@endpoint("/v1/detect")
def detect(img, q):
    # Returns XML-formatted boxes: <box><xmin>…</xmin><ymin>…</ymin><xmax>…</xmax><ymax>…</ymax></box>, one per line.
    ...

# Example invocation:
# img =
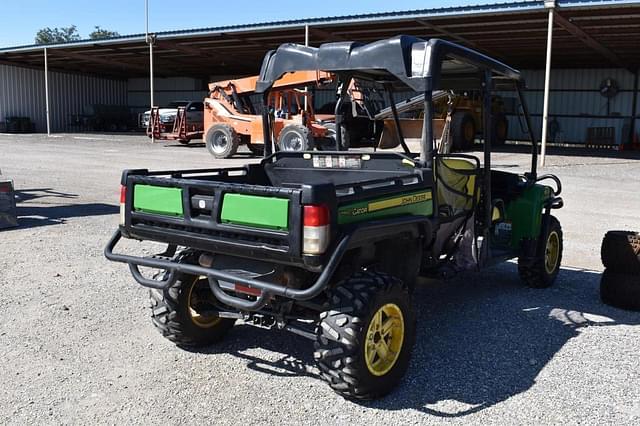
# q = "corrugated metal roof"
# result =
<box><xmin>0</xmin><ymin>0</ymin><xmax>638</xmax><ymax>78</ymax></box>
<box><xmin>1</xmin><ymin>0</ymin><xmax>636</xmax><ymax>52</ymax></box>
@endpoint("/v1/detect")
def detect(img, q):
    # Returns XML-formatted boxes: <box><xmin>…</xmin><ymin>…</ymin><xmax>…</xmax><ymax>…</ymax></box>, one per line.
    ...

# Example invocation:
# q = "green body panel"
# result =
<box><xmin>505</xmin><ymin>184</ymin><xmax>551</xmax><ymax>248</ymax></box>
<box><xmin>221</xmin><ymin>193</ymin><xmax>289</xmax><ymax>230</ymax></box>
<box><xmin>133</xmin><ymin>185</ymin><xmax>184</xmax><ymax>216</ymax></box>
<box><xmin>338</xmin><ymin>190</ymin><xmax>433</xmax><ymax>225</ymax></box>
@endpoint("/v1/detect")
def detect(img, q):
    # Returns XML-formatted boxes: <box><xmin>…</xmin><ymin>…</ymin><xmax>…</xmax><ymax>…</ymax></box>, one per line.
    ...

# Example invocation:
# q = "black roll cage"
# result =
<box><xmin>256</xmin><ymin>35</ymin><xmax>538</xmax><ymax>176</ymax></box>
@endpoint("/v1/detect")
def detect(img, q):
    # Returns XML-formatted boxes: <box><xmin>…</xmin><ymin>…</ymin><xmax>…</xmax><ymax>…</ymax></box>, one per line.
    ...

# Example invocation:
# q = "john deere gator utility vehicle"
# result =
<box><xmin>105</xmin><ymin>35</ymin><xmax>564</xmax><ymax>400</ymax></box>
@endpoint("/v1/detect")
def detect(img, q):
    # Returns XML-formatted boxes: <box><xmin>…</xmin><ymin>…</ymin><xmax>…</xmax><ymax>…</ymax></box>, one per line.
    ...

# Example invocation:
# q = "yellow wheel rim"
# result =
<box><xmin>188</xmin><ymin>279</ymin><xmax>221</xmax><ymax>328</ymax></box>
<box><xmin>364</xmin><ymin>303</ymin><xmax>405</xmax><ymax>377</ymax></box>
<box><xmin>545</xmin><ymin>231</ymin><xmax>560</xmax><ymax>274</ymax></box>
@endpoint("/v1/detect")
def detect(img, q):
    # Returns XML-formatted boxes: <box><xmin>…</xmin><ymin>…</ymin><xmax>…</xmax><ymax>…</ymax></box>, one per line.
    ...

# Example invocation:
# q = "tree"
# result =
<box><xmin>89</xmin><ymin>26</ymin><xmax>120</xmax><ymax>40</ymax></box>
<box><xmin>35</xmin><ymin>25</ymin><xmax>81</xmax><ymax>44</ymax></box>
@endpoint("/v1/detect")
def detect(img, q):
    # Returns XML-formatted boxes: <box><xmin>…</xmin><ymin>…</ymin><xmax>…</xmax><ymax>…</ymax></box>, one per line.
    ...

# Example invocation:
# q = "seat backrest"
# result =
<box><xmin>435</xmin><ymin>156</ymin><xmax>479</xmax><ymax>217</ymax></box>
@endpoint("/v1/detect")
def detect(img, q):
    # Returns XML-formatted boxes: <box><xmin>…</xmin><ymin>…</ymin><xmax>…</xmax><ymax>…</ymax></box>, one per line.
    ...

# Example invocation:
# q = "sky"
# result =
<box><xmin>0</xmin><ymin>0</ymin><xmax>516</xmax><ymax>48</ymax></box>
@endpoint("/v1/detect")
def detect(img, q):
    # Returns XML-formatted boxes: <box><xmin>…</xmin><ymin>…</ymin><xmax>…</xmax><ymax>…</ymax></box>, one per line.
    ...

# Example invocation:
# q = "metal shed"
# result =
<box><xmin>0</xmin><ymin>0</ymin><xmax>638</xmax><ymax>152</ymax></box>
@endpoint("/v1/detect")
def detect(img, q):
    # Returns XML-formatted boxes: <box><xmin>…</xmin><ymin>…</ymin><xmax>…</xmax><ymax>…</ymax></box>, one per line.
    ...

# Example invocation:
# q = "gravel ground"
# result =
<box><xmin>1</xmin><ymin>133</ymin><xmax>639</xmax><ymax>425</ymax></box>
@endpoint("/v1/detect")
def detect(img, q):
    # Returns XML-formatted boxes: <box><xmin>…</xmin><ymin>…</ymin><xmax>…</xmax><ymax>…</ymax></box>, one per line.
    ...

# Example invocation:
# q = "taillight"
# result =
<box><xmin>303</xmin><ymin>204</ymin><xmax>330</xmax><ymax>255</ymax></box>
<box><xmin>119</xmin><ymin>185</ymin><xmax>126</xmax><ymax>225</ymax></box>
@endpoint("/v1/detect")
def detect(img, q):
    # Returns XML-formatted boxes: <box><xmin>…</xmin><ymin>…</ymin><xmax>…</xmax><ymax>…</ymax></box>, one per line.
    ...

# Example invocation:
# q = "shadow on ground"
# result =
<box><xmin>13</xmin><ymin>188</ymin><xmax>117</xmax><ymax>229</ymax></box>
<box><xmin>15</xmin><ymin>188</ymin><xmax>78</xmax><ymax>203</ymax></box>
<box><xmin>165</xmin><ymin>142</ymin><xmax>205</xmax><ymax>148</ymax></box>
<box><xmin>163</xmin><ymin>141</ymin><xmax>260</xmax><ymax>158</ymax></box>
<box><xmin>188</xmin><ymin>263</ymin><xmax>640</xmax><ymax>415</ymax></box>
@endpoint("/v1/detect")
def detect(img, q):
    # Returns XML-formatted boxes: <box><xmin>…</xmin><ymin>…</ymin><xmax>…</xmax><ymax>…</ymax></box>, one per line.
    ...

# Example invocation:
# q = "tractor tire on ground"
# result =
<box><xmin>277</xmin><ymin>124</ymin><xmax>312</xmax><ymax>152</ymax></box>
<box><xmin>149</xmin><ymin>256</ymin><xmax>235</xmax><ymax>347</ymax></box>
<box><xmin>601</xmin><ymin>230</ymin><xmax>640</xmax><ymax>274</ymax></box>
<box><xmin>492</xmin><ymin>112</ymin><xmax>509</xmax><ymax>146</ymax></box>
<box><xmin>314</xmin><ymin>271</ymin><xmax>416</xmax><ymax>400</ymax></box>
<box><xmin>518</xmin><ymin>215</ymin><xmax>563</xmax><ymax>288</ymax></box>
<box><xmin>205</xmin><ymin>124</ymin><xmax>239</xmax><ymax>159</ymax></box>
<box><xmin>600</xmin><ymin>269</ymin><xmax>640</xmax><ymax>311</ymax></box>
<box><xmin>451</xmin><ymin>112</ymin><xmax>476</xmax><ymax>151</ymax></box>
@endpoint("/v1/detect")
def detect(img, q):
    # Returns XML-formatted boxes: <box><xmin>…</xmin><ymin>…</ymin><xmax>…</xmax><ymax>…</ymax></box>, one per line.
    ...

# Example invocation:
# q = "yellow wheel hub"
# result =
<box><xmin>545</xmin><ymin>231</ymin><xmax>560</xmax><ymax>274</ymax></box>
<box><xmin>364</xmin><ymin>303</ymin><xmax>405</xmax><ymax>377</ymax></box>
<box><xmin>188</xmin><ymin>279</ymin><xmax>221</xmax><ymax>328</ymax></box>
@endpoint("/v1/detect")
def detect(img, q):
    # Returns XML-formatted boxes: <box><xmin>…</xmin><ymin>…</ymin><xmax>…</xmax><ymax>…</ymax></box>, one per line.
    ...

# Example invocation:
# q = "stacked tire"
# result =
<box><xmin>600</xmin><ymin>230</ymin><xmax>640</xmax><ymax>311</ymax></box>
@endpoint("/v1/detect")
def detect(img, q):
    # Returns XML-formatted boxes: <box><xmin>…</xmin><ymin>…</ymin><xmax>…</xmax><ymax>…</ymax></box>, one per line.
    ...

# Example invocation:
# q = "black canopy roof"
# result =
<box><xmin>256</xmin><ymin>35</ymin><xmax>523</xmax><ymax>93</ymax></box>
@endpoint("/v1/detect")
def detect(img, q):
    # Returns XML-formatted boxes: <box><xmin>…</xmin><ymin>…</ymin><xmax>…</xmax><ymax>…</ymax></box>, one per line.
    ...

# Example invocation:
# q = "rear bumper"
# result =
<box><xmin>104</xmin><ymin>229</ymin><xmax>350</xmax><ymax>311</ymax></box>
<box><xmin>105</xmin><ymin>215</ymin><xmax>431</xmax><ymax>311</ymax></box>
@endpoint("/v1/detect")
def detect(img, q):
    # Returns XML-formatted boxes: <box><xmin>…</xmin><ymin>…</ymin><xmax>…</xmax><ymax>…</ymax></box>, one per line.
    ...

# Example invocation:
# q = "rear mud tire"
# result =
<box><xmin>149</xmin><ymin>259</ymin><xmax>235</xmax><ymax>347</ymax></box>
<box><xmin>314</xmin><ymin>271</ymin><xmax>416</xmax><ymax>400</ymax></box>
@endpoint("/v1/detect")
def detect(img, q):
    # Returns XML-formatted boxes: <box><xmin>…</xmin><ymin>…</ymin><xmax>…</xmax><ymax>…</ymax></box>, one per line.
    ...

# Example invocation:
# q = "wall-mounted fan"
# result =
<box><xmin>599</xmin><ymin>78</ymin><xmax>619</xmax><ymax>99</ymax></box>
<box><xmin>599</xmin><ymin>78</ymin><xmax>619</xmax><ymax>115</ymax></box>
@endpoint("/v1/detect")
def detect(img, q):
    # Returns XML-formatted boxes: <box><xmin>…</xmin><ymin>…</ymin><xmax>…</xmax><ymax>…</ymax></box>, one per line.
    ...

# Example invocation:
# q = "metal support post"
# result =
<box><xmin>44</xmin><ymin>47</ymin><xmax>51</xmax><ymax>136</ymax></box>
<box><xmin>146</xmin><ymin>0</ymin><xmax>155</xmax><ymax>143</ymax></box>
<box><xmin>541</xmin><ymin>1</ymin><xmax>556</xmax><ymax>166</ymax></box>
<box><xmin>304</xmin><ymin>24</ymin><xmax>309</xmax><ymax>111</ymax></box>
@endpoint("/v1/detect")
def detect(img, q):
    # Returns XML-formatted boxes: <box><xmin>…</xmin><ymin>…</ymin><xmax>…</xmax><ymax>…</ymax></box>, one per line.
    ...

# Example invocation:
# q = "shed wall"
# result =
<box><xmin>507</xmin><ymin>68</ymin><xmax>637</xmax><ymax>145</ymax></box>
<box><xmin>0</xmin><ymin>63</ymin><xmax>127</xmax><ymax>132</ymax></box>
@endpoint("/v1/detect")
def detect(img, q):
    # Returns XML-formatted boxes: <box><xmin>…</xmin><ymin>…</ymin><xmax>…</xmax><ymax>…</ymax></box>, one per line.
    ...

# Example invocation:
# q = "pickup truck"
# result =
<box><xmin>141</xmin><ymin>100</ymin><xmax>204</xmax><ymax>131</ymax></box>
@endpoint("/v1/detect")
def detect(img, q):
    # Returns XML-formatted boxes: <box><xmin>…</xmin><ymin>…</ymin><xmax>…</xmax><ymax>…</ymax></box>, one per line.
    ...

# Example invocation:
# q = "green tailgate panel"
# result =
<box><xmin>338</xmin><ymin>190</ymin><xmax>433</xmax><ymax>225</ymax></box>
<box><xmin>505</xmin><ymin>184</ymin><xmax>551</xmax><ymax>248</ymax></box>
<box><xmin>221</xmin><ymin>193</ymin><xmax>289</xmax><ymax>230</ymax></box>
<box><xmin>133</xmin><ymin>185</ymin><xmax>184</xmax><ymax>216</ymax></box>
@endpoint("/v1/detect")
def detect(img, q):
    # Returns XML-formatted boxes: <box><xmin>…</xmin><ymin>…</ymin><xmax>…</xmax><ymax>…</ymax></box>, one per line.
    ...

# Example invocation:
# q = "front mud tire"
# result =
<box><xmin>518</xmin><ymin>215</ymin><xmax>563</xmax><ymax>288</ymax></box>
<box><xmin>314</xmin><ymin>271</ymin><xmax>416</xmax><ymax>400</ymax></box>
<box><xmin>149</xmin><ymin>270</ymin><xmax>235</xmax><ymax>347</ymax></box>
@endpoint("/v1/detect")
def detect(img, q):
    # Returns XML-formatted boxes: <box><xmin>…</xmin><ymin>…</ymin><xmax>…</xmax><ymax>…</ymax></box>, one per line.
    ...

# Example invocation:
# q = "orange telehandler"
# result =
<box><xmin>203</xmin><ymin>71</ymin><xmax>334</xmax><ymax>158</ymax></box>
